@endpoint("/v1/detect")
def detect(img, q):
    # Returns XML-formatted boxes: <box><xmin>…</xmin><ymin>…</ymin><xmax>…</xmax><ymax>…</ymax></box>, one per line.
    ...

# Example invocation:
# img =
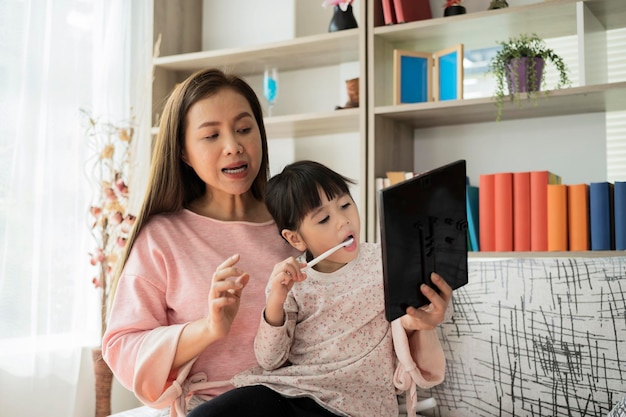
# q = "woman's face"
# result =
<box><xmin>182</xmin><ymin>88</ymin><xmax>263</xmax><ymax>199</ymax></box>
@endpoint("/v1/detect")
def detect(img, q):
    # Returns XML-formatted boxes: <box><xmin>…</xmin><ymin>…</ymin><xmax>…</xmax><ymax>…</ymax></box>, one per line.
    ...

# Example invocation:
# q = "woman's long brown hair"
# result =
<box><xmin>108</xmin><ymin>68</ymin><xmax>269</xmax><ymax>303</ymax></box>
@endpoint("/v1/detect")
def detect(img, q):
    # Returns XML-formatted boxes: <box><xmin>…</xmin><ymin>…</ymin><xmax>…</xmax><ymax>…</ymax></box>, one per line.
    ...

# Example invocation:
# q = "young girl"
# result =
<box><xmin>188</xmin><ymin>160</ymin><xmax>451</xmax><ymax>417</ymax></box>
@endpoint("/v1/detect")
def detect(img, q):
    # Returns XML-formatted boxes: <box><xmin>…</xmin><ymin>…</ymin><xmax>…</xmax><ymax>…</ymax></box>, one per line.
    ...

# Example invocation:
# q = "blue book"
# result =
<box><xmin>589</xmin><ymin>182</ymin><xmax>614</xmax><ymax>250</ymax></box>
<box><xmin>614</xmin><ymin>181</ymin><xmax>626</xmax><ymax>250</ymax></box>
<box><xmin>466</xmin><ymin>177</ymin><xmax>480</xmax><ymax>252</ymax></box>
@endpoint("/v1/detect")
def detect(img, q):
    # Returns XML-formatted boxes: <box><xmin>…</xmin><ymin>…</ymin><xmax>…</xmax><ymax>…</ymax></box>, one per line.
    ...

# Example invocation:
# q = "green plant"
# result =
<box><xmin>488</xmin><ymin>33</ymin><xmax>571</xmax><ymax>121</ymax></box>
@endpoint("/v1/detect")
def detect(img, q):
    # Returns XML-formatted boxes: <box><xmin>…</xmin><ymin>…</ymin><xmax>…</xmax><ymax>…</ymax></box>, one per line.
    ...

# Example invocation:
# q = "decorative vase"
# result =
<box><xmin>328</xmin><ymin>4</ymin><xmax>358</xmax><ymax>32</ymax></box>
<box><xmin>505</xmin><ymin>57</ymin><xmax>545</xmax><ymax>94</ymax></box>
<box><xmin>443</xmin><ymin>5</ymin><xmax>466</xmax><ymax>16</ymax></box>
<box><xmin>336</xmin><ymin>77</ymin><xmax>360</xmax><ymax>110</ymax></box>
<box><xmin>488</xmin><ymin>0</ymin><xmax>509</xmax><ymax>9</ymax></box>
<box><xmin>92</xmin><ymin>347</ymin><xmax>113</xmax><ymax>417</ymax></box>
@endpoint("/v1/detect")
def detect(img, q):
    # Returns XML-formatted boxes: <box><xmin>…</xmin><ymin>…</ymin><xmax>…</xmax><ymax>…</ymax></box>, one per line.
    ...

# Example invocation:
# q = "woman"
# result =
<box><xmin>102</xmin><ymin>68</ymin><xmax>299</xmax><ymax>416</ymax></box>
<box><xmin>103</xmin><ymin>68</ymin><xmax>451</xmax><ymax>417</ymax></box>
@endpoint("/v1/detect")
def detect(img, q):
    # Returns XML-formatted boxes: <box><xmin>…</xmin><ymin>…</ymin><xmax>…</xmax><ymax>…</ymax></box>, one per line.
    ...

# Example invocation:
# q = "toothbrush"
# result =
<box><xmin>305</xmin><ymin>237</ymin><xmax>354</xmax><ymax>269</ymax></box>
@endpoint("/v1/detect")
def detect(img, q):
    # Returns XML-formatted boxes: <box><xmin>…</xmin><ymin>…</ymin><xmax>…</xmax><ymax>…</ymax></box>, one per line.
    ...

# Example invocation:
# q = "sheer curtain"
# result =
<box><xmin>0</xmin><ymin>1</ymin><xmax>151</xmax><ymax>415</ymax></box>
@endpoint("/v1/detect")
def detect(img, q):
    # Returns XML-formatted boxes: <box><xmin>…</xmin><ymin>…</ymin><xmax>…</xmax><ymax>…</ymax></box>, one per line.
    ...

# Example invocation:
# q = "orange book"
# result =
<box><xmin>568</xmin><ymin>183</ymin><xmax>590</xmax><ymax>251</ymax></box>
<box><xmin>530</xmin><ymin>170</ymin><xmax>562</xmax><ymax>251</ymax></box>
<box><xmin>513</xmin><ymin>172</ymin><xmax>531</xmax><ymax>251</ymax></box>
<box><xmin>494</xmin><ymin>172</ymin><xmax>513</xmax><ymax>251</ymax></box>
<box><xmin>547</xmin><ymin>184</ymin><xmax>568</xmax><ymax>251</ymax></box>
<box><xmin>386</xmin><ymin>171</ymin><xmax>408</xmax><ymax>186</ymax></box>
<box><xmin>479</xmin><ymin>173</ymin><xmax>496</xmax><ymax>252</ymax></box>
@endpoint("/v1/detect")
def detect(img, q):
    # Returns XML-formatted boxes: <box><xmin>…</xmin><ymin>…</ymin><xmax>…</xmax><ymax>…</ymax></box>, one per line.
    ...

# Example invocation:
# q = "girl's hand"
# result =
<box><xmin>400</xmin><ymin>272</ymin><xmax>452</xmax><ymax>332</ymax></box>
<box><xmin>264</xmin><ymin>256</ymin><xmax>307</xmax><ymax>326</ymax></box>
<box><xmin>205</xmin><ymin>254</ymin><xmax>250</xmax><ymax>340</ymax></box>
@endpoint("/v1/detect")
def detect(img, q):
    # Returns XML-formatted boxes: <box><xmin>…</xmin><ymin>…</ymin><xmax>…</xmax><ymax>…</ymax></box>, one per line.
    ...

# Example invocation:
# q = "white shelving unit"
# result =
<box><xmin>147</xmin><ymin>0</ymin><xmax>626</xmax><ymax>242</ymax></box>
<box><xmin>366</xmin><ymin>0</ymin><xmax>626</xmax><ymax>241</ymax></box>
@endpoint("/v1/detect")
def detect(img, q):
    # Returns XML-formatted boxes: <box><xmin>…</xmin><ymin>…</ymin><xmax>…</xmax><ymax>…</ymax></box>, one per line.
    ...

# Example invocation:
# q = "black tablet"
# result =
<box><xmin>379</xmin><ymin>159</ymin><xmax>468</xmax><ymax>322</ymax></box>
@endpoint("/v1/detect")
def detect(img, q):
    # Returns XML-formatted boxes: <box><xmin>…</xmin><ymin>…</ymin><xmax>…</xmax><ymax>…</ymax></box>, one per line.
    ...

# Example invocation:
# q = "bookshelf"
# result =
<box><xmin>366</xmin><ymin>0</ymin><xmax>626</xmax><ymax>241</ymax></box>
<box><xmin>147</xmin><ymin>0</ymin><xmax>626</xmax><ymax>242</ymax></box>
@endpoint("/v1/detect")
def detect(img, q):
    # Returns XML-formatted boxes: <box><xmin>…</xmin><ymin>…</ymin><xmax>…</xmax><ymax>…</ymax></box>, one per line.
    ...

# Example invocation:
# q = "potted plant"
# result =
<box><xmin>323</xmin><ymin>0</ymin><xmax>358</xmax><ymax>32</ymax></box>
<box><xmin>443</xmin><ymin>0</ymin><xmax>466</xmax><ymax>16</ymax></box>
<box><xmin>488</xmin><ymin>33</ymin><xmax>571</xmax><ymax>121</ymax></box>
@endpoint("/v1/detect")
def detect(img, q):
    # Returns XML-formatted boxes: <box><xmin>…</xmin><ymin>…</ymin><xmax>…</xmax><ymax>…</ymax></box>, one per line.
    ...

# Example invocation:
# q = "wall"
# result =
<box><xmin>412</xmin><ymin>112</ymin><xmax>607</xmax><ymax>186</ymax></box>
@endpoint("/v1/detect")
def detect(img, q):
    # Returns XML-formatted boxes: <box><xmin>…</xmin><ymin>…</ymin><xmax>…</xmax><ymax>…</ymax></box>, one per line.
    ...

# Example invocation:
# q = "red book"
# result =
<box><xmin>513</xmin><ymin>172</ymin><xmax>531</xmax><ymax>251</ymax></box>
<box><xmin>392</xmin><ymin>0</ymin><xmax>432</xmax><ymax>24</ymax></box>
<box><xmin>382</xmin><ymin>0</ymin><xmax>396</xmax><ymax>24</ymax></box>
<box><xmin>530</xmin><ymin>171</ymin><xmax>561</xmax><ymax>251</ymax></box>
<box><xmin>547</xmin><ymin>184</ymin><xmax>568</xmax><ymax>251</ymax></box>
<box><xmin>479</xmin><ymin>173</ymin><xmax>496</xmax><ymax>252</ymax></box>
<box><xmin>494</xmin><ymin>172</ymin><xmax>513</xmax><ymax>251</ymax></box>
<box><xmin>568</xmin><ymin>183</ymin><xmax>589</xmax><ymax>251</ymax></box>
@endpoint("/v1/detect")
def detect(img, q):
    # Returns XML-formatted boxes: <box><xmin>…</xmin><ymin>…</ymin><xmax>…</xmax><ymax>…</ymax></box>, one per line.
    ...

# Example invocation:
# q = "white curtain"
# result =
<box><xmin>0</xmin><ymin>0</ymin><xmax>151</xmax><ymax>415</ymax></box>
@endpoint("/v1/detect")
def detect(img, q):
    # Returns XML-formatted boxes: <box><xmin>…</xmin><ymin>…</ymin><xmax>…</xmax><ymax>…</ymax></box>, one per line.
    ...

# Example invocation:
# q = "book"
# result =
<box><xmin>589</xmin><ymin>181</ymin><xmax>614</xmax><ymax>250</ymax></box>
<box><xmin>479</xmin><ymin>173</ymin><xmax>496</xmax><ymax>252</ymax></box>
<box><xmin>386</xmin><ymin>171</ymin><xmax>414</xmax><ymax>185</ymax></box>
<box><xmin>466</xmin><ymin>177</ymin><xmax>480</xmax><ymax>252</ymax></box>
<box><xmin>547</xmin><ymin>184</ymin><xmax>568</xmax><ymax>251</ymax></box>
<box><xmin>613</xmin><ymin>181</ymin><xmax>626</xmax><ymax>250</ymax></box>
<box><xmin>513</xmin><ymin>172</ymin><xmax>531</xmax><ymax>251</ymax></box>
<box><xmin>392</xmin><ymin>0</ymin><xmax>432</xmax><ymax>23</ymax></box>
<box><xmin>530</xmin><ymin>171</ymin><xmax>562</xmax><ymax>251</ymax></box>
<box><xmin>382</xmin><ymin>0</ymin><xmax>396</xmax><ymax>25</ymax></box>
<box><xmin>567</xmin><ymin>184</ymin><xmax>590</xmax><ymax>251</ymax></box>
<box><xmin>494</xmin><ymin>172</ymin><xmax>513</xmax><ymax>251</ymax></box>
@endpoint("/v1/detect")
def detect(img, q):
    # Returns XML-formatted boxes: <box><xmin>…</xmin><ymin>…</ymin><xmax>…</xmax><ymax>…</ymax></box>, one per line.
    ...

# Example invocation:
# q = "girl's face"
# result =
<box><xmin>286</xmin><ymin>189</ymin><xmax>360</xmax><ymax>273</ymax></box>
<box><xmin>182</xmin><ymin>88</ymin><xmax>263</xmax><ymax>199</ymax></box>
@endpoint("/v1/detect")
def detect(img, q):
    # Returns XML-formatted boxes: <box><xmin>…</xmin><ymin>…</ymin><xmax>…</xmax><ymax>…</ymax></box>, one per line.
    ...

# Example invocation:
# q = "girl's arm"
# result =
<box><xmin>254</xmin><ymin>257</ymin><xmax>306</xmax><ymax>369</ymax></box>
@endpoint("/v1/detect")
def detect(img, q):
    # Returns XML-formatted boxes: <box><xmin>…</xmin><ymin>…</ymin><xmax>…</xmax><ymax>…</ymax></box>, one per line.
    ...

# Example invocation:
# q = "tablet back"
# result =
<box><xmin>379</xmin><ymin>160</ymin><xmax>468</xmax><ymax>322</ymax></box>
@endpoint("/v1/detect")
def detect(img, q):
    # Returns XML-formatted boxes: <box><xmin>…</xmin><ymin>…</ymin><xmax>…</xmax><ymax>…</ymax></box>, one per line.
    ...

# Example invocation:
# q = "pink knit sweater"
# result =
<box><xmin>102</xmin><ymin>209</ymin><xmax>298</xmax><ymax>415</ymax></box>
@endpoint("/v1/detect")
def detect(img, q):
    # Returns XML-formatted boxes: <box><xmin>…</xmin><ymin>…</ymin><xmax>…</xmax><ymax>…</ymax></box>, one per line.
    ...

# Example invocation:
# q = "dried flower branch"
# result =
<box><xmin>82</xmin><ymin>109</ymin><xmax>136</xmax><ymax>338</ymax></box>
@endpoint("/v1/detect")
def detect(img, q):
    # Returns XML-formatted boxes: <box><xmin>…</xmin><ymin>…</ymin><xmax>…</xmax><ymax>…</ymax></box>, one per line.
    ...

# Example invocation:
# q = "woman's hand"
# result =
<box><xmin>264</xmin><ymin>257</ymin><xmax>307</xmax><ymax>326</ymax></box>
<box><xmin>400</xmin><ymin>272</ymin><xmax>452</xmax><ymax>333</ymax></box>
<box><xmin>205</xmin><ymin>254</ymin><xmax>250</xmax><ymax>340</ymax></box>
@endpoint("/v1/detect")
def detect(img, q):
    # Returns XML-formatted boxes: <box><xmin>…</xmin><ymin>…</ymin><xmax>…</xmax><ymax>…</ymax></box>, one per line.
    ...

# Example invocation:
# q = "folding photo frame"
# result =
<box><xmin>433</xmin><ymin>44</ymin><xmax>464</xmax><ymax>101</ymax></box>
<box><xmin>393</xmin><ymin>50</ymin><xmax>433</xmax><ymax>105</ymax></box>
<box><xmin>393</xmin><ymin>44</ymin><xmax>464</xmax><ymax>105</ymax></box>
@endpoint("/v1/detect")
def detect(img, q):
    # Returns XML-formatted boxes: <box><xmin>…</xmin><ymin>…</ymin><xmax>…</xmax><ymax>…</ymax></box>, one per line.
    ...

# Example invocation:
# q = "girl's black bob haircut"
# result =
<box><xmin>265</xmin><ymin>160</ymin><xmax>356</xmax><ymax>236</ymax></box>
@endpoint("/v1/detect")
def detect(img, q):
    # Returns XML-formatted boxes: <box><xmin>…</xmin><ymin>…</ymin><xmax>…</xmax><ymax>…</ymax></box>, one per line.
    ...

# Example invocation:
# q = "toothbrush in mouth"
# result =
<box><xmin>305</xmin><ymin>237</ymin><xmax>354</xmax><ymax>269</ymax></box>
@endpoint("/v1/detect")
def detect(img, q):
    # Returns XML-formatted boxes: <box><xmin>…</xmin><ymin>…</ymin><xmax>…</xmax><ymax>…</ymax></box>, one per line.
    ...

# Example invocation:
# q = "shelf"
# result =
<box><xmin>265</xmin><ymin>108</ymin><xmax>360</xmax><ymax>139</ymax></box>
<box><xmin>375</xmin><ymin>81</ymin><xmax>626</xmax><ymax>128</ymax></box>
<box><xmin>153</xmin><ymin>29</ymin><xmax>360</xmax><ymax>76</ymax></box>
<box><xmin>150</xmin><ymin>108</ymin><xmax>360</xmax><ymax>139</ymax></box>
<box><xmin>469</xmin><ymin>250</ymin><xmax>625</xmax><ymax>259</ymax></box>
<box><xmin>374</xmin><ymin>0</ymin><xmax>626</xmax><ymax>50</ymax></box>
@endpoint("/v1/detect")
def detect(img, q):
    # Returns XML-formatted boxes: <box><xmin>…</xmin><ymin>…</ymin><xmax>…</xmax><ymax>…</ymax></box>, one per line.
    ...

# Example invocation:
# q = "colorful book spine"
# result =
<box><xmin>567</xmin><ymin>183</ymin><xmax>590</xmax><ymax>251</ymax></box>
<box><xmin>547</xmin><ymin>184</ymin><xmax>568</xmax><ymax>251</ymax></box>
<box><xmin>513</xmin><ymin>172</ymin><xmax>531</xmax><ymax>251</ymax></box>
<box><xmin>466</xmin><ymin>177</ymin><xmax>480</xmax><ymax>252</ymax></box>
<box><xmin>479</xmin><ymin>173</ymin><xmax>495</xmax><ymax>252</ymax></box>
<box><xmin>392</xmin><ymin>0</ymin><xmax>432</xmax><ymax>23</ymax></box>
<box><xmin>589</xmin><ymin>181</ymin><xmax>614</xmax><ymax>250</ymax></box>
<box><xmin>530</xmin><ymin>171</ymin><xmax>561</xmax><ymax>251</ymax></box>
<box><xmin>382</xmin><ymin>0</ymin><xmax>396</xmax><ymax>25</ymax></box>
<box><xmin>494</xmin><ymin>172</ymin><xmax>513</xmax><ymax>251</ymax></box>
<box><xmin>614</xmin><ymin>181</ymin><xmax>626</xmax><ymax>250</ymax></box>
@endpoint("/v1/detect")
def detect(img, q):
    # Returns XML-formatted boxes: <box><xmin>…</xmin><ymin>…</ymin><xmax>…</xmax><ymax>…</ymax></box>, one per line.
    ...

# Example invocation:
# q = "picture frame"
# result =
<box><xmin>433</xmin><ymin>44</ymin><xmax>464</xmax><ymax>101</ymax></box>
<box><xmin>393</xmin><ymin>49</ymin><xmax>433</xmax><ymax>105</ymax></box>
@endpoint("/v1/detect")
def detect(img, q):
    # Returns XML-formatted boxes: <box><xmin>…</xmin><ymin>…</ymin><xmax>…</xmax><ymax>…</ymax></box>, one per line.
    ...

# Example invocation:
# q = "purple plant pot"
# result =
<box><xmin>505</xmin><ymin>57</ymin><xmax>545</xmax><ymax>94</ymax></box>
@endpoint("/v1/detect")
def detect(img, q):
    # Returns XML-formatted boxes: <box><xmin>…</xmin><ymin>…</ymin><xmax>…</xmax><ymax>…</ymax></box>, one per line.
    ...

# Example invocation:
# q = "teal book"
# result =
<box><xmin>466</xmin><ymin>176</ymin><xmax>480</xmax><ymax>252</ymax></box>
